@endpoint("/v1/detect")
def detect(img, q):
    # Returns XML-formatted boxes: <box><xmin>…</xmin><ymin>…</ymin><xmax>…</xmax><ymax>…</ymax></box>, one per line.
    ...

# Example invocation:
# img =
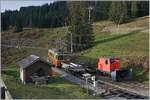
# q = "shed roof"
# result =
<box><xmin>17</xmin><ymin>55</ymin><xmax>50</xmax><ymax>69</ymax></box>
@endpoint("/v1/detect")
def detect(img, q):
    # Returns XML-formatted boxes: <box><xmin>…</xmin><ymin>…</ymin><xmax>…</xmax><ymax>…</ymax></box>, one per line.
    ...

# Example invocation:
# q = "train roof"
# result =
<box><xmin>99</xmin><ymin>57</ymin><xmax>120</xmax><ymax>59</ymax></box>
<box><xmin>48</xmin><ymin>48</ymin><xmax>70</xmax><ymax>55</ymax></box>
<box><xmin>48</xmin><ymin>48</ymin><xmax>60</xmax><ymax>54</ymax></box>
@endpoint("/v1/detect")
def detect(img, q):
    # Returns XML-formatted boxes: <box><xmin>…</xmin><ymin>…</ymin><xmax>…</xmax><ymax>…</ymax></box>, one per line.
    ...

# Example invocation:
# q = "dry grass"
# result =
<box><xmin>93</xmin><ymin>16</ymin><xmax>149</xmax><ymax>35</ymax></box>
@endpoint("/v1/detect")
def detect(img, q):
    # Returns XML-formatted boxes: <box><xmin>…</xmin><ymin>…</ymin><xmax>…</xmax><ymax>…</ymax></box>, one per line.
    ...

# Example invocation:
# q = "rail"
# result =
<box><xmin>52</xmin><ymin>67</ymin><xmax>149</xmax><ymax>99</ymax></box>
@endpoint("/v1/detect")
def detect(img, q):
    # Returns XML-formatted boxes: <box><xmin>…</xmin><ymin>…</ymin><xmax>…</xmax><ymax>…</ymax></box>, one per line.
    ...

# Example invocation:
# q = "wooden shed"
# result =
<box><xmin>17</xmin><ymin>55</ymin><xmax>52</xmax><ymax>84</ymax></box>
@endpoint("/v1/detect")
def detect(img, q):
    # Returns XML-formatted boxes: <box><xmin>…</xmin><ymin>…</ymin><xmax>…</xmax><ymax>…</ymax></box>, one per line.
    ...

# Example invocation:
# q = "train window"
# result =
<box><xmin>49</xmin><ymin>52</ymin><xmax>54</xmax><ymax>58</ymax></box>
<box><xmin>105</xmin><ymin>60</ymin><xmax>108</xmax><ymax>64</ymax></box>
<box><xmin>110</xmin><ymin>59</ymin><xmax>116</xmax><ymax>64</ymax></box>
<box><xmin>58</xmin><ymin>55</ymin><xmax>63</xmax><ymax>60</ymax></box>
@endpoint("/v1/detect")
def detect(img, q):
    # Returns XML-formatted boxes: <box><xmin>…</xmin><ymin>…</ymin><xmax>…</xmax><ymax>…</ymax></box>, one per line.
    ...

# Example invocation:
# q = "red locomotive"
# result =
<box><xmin>97</xmin><ymin>57</ymin><xmax>132</xmax><ymax>81</ymax></box>
<box><xmin>98</xmin><ymin>57</ymin><xmax>120</xmax><ymax>72</ymax></box>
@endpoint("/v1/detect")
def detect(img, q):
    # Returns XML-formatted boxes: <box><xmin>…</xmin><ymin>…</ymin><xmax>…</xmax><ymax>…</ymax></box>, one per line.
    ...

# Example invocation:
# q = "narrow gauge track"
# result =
<box><xmin>98</xmin><ymin>76</ymin><xmax>149</xmax><ymax>89</ymax></box>
<box><xmin>97</xmin><ymin>76</ymin><xmax>149</xmax><ymax>97</ymax></box>
<box><xmin>53</xmin><ymin>66</ymin><xmax>148</xmax><ymax>99</ymax></box>
<box><xmin>97</xmin><ymin>80</ymin><xmax>148</xmax><ymax>99</ymax></box>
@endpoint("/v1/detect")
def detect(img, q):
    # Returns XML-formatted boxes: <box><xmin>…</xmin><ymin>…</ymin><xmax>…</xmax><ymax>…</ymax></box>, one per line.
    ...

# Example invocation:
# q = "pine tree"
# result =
<box><xmin>81</xmin><ymin>2</ymin><xmax>94</xmax><ymax>49</ymax></box>
<box><xmin>131</xmin><ymin>1</ymin><xmax>138</xmax><ymax>18</ymax></box>
<box><xmin>14</xmin><ymin>14</ymin><xmax>23</xmax><ymax>32</ymax></box>
<box><xmin>67</xmin><ymin>1</ymin><xmax>94</xmax><ymax>52</ymax></box>
<box><xmin>1</xmin><ymin>14</ymin><xmax>9</xmax><ymax>31</ymax></box>
<box><xmin>93</xmin><ymin>1</ymin><xmax>111</xmax><ymax>21</ymax></box>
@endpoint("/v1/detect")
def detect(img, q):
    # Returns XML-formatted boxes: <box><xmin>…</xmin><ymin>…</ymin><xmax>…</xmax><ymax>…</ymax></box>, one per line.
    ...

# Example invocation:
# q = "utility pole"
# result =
<box><xmin>88</xmin><ymin>6</ymin><xmax>93</xmax><ymax>23</ymax></box>
<box><xmin>56</xmin><ymin>31</ymin><xmax>58</xmax><ymax>49</ymax></box>
<box><xmin>70</xmin><ymin>32</ymin><xmax>73</xmax><ymax>54</ymax></box>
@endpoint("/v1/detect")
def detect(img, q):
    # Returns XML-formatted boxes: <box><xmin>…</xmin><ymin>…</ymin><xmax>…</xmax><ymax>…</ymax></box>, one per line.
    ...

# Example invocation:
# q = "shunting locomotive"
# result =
<box><xmin>96</xmin><ymin>57</ymin><xmax>132</xmax><ymax>81</ymax></box>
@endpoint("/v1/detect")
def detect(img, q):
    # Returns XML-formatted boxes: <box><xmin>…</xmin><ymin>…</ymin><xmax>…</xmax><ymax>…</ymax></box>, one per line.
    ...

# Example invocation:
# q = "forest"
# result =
<box><xmin>1</xmin><ymin>1</ymin><xmax>149</xmax><ymax>31</ymax></box>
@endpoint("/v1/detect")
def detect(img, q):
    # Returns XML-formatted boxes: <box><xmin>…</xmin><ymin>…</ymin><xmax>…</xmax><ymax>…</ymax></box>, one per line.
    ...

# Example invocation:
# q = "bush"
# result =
<box><xmin>125</xmin><ymin>56</ymin><xmax>149</xmax><ymax>71</ymax></box>
<box><xmin>124</xmin><ymin>56</ymin><xmax>148</xmax><ymax>82</ymax></box>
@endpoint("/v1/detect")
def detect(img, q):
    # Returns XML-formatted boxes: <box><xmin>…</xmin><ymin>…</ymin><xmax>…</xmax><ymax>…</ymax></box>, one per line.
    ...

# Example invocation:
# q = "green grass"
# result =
<box><xmin>132</xmin><ymin>67</ymin><xmax>149</xmax><ymax>83</ymax></box>
<box><xmin>75</xmin><ymin>30</ymin><xmax>148</xmax><ymax>63</ymax></box>
<box><xmin>2</xmin><ymin>69</ymin><xmax>100</xmax><ymax>99</ymax></box>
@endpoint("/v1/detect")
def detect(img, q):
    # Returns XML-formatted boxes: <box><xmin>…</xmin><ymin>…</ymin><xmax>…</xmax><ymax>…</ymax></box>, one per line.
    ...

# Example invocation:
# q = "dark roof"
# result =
<box><xmin>17</xmin><ymin>55</ymin><xmax>51</xmax><ymax>69</ymax></box>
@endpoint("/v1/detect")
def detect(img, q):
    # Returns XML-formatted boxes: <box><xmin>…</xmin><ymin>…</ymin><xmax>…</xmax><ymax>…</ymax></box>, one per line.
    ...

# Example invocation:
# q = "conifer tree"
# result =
<box><xmin>131</xmin><ymin>1</ymin><xmax>138</xmax><ymax>18</ymax></box>
<box><xmin>67</xmin><ymin>1</ymin><xmax>94</xmax><ymax>52</ymax></box>
<box><xmin>14</xmin><ymin>14</ymin><xmax>23</xmax><ymax>32</ymax></box>
<box><xmin>1</xmin><ymin>14</ymin><xmax>9</xmax><ymax>31</ymax></box>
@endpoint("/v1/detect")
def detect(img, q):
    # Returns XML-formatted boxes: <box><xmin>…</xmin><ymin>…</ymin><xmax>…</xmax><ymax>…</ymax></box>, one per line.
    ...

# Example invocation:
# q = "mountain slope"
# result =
<box><xmin>2</xmin><ymin>16</ymin><xmax>149</xmax><ymax>65</ymax></box>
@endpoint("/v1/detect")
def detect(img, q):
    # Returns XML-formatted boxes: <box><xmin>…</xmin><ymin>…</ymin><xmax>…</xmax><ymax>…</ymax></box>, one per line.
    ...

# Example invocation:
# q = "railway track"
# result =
<box><xmin>97</xmin><ymin>80</ymin><xmax>148</xmax><ymax>99</ymax></box>
<box><xmin>98</xmin><ymin>76</ymin><xmax>149</xmax><ymax>97</ymax></box>
<box><xmin>52</xmin><ymin>67</ymin><xmax>149</xmax><ymax>99</ymax></box>
<box><xmin>121</xmin><ymin>81</ymin><xmax>149</xmax><ymax>89</ymax></box>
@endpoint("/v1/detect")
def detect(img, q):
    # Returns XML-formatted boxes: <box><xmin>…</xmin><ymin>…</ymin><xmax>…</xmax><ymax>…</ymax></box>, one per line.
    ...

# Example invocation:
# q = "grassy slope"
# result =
<box><xmin>76</xmin><ymin>30</ymin><xmax>148</xmax><ymax>63</ymax></box>
<box><xmin>2</xmin><ymin>69</ymin><xmax>98</xmax><ymax>99</ymax></box>
<box><xmin>75</xmin><ymin>16</ymin><xmax>149</xmax><ymax>63</ymax></box>
<box><xmin>2</xmin><ymin>16</ymin><xmax>148</xmax><ymax>65</ymax></box>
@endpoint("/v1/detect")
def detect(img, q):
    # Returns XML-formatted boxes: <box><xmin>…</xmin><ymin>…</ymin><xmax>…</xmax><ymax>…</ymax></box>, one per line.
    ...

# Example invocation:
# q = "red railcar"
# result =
<box><xmin>97</xmin><ymin>57</ymin><xmax>132</xmax><ymax>81</ymax></box>
<box><xmin>97</xmin><ymin>57</ymin><xmax>120</xmax><ymax>72</ymax></box>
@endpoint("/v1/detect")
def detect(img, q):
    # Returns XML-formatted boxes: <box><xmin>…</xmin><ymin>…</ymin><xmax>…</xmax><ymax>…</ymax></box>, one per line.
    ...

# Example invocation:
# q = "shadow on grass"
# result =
<box><xmin>2</xmin><ymin>70</ymin><xmax>19</xmax><ymax>78</ymax></box>
<box><xmin>51</xmin><ymin>76</ymin><xmax>71</xmax><ymax>84</ymax></box>
<box><xmin>74</xmin><ymin>55</ymin><xmax>98</xmax><ymax>66</ymax></box>
<box><xmin>94</xmin><ymin>29</ymin><xmax>145</xmax><ymax>45</ymax></box>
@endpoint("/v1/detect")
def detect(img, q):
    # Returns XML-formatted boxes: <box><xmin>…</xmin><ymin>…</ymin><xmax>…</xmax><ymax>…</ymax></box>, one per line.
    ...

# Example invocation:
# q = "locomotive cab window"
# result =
<box><xmin>105</xmin><ymin>59</ymin><xmax>108</xmax><ymax>64</ymax></box>
<box><xmin>110</xmin><ymin>58</ymin><xmax>116</xmax><ymax>64</ymax></box>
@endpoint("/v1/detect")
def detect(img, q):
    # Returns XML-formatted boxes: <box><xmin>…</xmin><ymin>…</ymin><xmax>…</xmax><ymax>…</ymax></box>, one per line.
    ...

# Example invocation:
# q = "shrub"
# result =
<box><xmin>125</xmin><ymin>56</ymin><xmax>149</xmax><ymax>72</ymax></box>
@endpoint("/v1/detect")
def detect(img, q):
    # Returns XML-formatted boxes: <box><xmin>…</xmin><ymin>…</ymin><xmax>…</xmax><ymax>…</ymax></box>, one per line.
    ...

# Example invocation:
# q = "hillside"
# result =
<box><xmin>2</xmin><ymin>16</ymin><xmax>149</xmax><ymax>83</ymax></box>
<box><xmin>2</xmin><ymin>16</ymin><xmax>148</xmax><ymax>65</ymax></box>
<box><xmin>76</xmin><ymin>16</ymin><xmax>149</xmax><ymax>63</ymax></box>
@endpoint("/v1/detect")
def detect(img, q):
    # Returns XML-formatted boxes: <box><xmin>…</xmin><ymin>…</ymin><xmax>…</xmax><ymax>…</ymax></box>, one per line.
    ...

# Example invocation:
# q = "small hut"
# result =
<box><xmin>18</xmin><ymin>55</ymin><xmax>52</xmax><ymax>84</ymax></box>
